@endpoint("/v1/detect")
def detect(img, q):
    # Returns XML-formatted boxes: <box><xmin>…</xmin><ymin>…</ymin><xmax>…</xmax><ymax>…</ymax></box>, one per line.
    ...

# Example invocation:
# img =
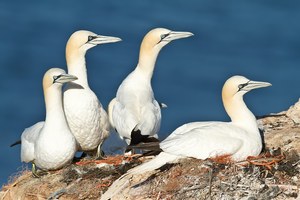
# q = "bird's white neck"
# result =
<box><xmin>136</xmin><ymin>47</ymin><xmax>160</xmax><ymax>80</ymax></box>
<box><xmin>44</xmin><ymin>87</ymin><xmax>68</xmax><ymax>128</ymax></box>
<box><xmin>66</xmin><ymin>49</ymin><xmax>89</xmax><ymax>88</ymax></box>
<box><xmin>223</xmin><ymin>95</ymin><xmax>258</xmax><ymax>132</ymax></box>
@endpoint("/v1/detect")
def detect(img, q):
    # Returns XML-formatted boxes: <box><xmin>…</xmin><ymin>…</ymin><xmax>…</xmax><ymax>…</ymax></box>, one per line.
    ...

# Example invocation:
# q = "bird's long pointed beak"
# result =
<box><xmin>165</xmin><ymin>31</ymin><xmax>194</xmax><ymax>41</ymax></box>
<box><xmin>244</xmin><ymin>80</ymin><xmax>272</xmax><ymax>90</ymax></box>
<box><xmin>55</xmin><ymin>74</ymin><xmax>78</xmax><ymax>84</ymax></box>
<box><xmin>90</xmin><ymin>35</ymin><xmax>122</xmax><ymax>45</ymax></box>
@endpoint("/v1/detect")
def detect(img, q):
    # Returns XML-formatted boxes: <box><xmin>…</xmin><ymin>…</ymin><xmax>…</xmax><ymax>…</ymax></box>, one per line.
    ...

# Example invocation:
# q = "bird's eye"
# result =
<box><xmin>238</xmin><ymin>82</ymin><xmax>249</xmax><ymax>91</ymax></box>
<box><xmin>160</xmin><ymin>33</ymin><xmax>169</xmax><ymax>40</ymax></box>
<box><xmin>53</xmin><ymin>76</ymin><xmax>59</xmax><ymax>83</ymax></box>
<box><xmin>88</xmin><ymin>36</ymin><xmax>93</xmax><ymax>41</ymax></box>
<box><xmin>53</xmin><ymin>75</ymin><xmax>62</xmax><ymax>83</ymax></box>
<box><xmin>88</xmin><ymin>35</ymin><xmax>96</xmax><ymax>42</ymax></box>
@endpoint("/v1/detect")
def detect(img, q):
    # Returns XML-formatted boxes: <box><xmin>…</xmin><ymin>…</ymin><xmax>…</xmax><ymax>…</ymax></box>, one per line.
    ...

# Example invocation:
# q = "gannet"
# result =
<box><xmin>108</xmin><ymin>28</ymin><xmax>193</xmax><ymax>149</ymax></box>
<box><xmin>21</xmin><ymin>68</ymin><xmax>77</xmax><ymax>177</ymax></box>
<box><xmin>101</xmin><ymin>75</ymin><xmax>271</xmax><ymax>199</ymax></box>
<box><xmin>63</xmin><ymin>30</ymin><xmax>121</xmax><ymax>158</ymax></box>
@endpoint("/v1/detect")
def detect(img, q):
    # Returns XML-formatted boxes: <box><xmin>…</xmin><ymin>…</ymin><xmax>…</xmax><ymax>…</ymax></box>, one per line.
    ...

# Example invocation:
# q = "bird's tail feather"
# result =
<box><xmin>101</xmin><ymin>152</ymin><xmax>180</xmax><ymax>200</ymax></box>
<box><xmin>128</xmin><ymin>152</ymin><xmax>179</xmax><ymax>175</ymax></box>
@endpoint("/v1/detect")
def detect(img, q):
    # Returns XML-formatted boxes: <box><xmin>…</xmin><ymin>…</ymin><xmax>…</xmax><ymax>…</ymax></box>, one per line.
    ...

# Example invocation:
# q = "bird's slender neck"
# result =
<box><xmin>66</xmin><ymin>47</ymin><xmax>89</xmax><ymax>88</ymax></box>
<box><xmin>136</xmin><ymin>45</ymin><xmax>159</xmax><ymax>80</ymax></box>
<box><xmin>223</xmin><ymin>94</ymin><xmax>258</xmax><ymax>132</ymax></box>
<box><xmin>44</xmin><ymin>87</ymin><xmax>68</xmax><ymax>128</ymax></box>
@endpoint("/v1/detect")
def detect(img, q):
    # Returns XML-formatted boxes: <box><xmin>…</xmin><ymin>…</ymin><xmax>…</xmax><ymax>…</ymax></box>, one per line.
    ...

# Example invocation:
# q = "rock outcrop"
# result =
<box><xmin>1</xmin><ymin>101</ymin><xmax>300</xmax><ymax>200</ymax></box>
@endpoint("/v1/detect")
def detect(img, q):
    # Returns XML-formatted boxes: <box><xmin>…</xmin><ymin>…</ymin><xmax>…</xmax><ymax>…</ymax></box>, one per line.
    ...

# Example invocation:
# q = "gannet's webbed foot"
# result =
<box><xmin>32</xmin><ymin>163</ymin><xmax>40</xmax><ymax>178</ymax></box>
<box><xmin>96</xmin><ymin>150</ymin><xmax>106</xmax><ymax>160</ymax></box>
<box><xmin>95</xmin><ymin>142</ymin><xmax>106</xmax><ymax>160</ymax></box>
<box><xmin>77</xmin><ymin>142</ymin><xmax>106</xmax><ymax>160</ymax></box>
<box><xmin>31</xmin><ymin>163</ymin><xmax>48</xmax><ymax>178</ymax></box>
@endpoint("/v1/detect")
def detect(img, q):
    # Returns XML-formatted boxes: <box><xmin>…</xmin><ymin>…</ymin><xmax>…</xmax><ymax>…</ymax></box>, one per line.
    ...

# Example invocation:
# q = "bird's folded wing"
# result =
<box><xmin>21</xmin><ymin>121</ymin><xmax>44</xmax><ymax>142</ymax></box>
<box><xmin>161</xmin><ymin>124</ymin><xmax>243</xmax><ymax>159</ymax></box>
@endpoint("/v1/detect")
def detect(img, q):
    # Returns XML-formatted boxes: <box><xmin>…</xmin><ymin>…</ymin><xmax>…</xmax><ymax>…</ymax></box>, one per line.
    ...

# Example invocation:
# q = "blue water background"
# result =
<box><xmin>1</xmin><ymin>0</ymin><xmax>299</xmax><ymax>186</ymax></box>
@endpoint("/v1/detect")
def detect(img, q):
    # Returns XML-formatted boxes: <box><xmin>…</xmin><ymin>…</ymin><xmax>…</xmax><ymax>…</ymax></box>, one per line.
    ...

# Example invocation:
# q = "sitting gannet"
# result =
<box><xmin>108</xmin><ymin>28</ymin><xmax>193</xmax><ymax>150</ymax></box>
<box><xmin>63</xmin><ymin>30</ymin><xmax>121</xmax><ymax>158</ymax></box>
<box><xmin>101</xmin><ymin>75</ymin><xmax>271</xmax><ymax>199</ymax></box>
<box><xmin>21</xmin><ymin>68</ymin><xmax>77</xmax><ymax>177</ymax></box>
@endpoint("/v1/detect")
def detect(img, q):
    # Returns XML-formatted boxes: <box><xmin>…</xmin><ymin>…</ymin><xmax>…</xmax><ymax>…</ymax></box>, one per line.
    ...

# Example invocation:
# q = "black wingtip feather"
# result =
<box><xmin>10</xmin><ymin>140</ymin><xmax>21</xmax><ymax>147</ymax></box>
<box><xmin>130</xmin><ymin>128</ymin><xmax>150</xmax><ymax>145</ymax></box>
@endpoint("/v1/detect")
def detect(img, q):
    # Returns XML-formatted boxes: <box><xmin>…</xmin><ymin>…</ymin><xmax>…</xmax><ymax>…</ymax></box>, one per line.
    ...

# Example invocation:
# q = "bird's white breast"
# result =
<box><xmin>34</xmin><ymin>126</ymin><xmax>76</xmax><ymax>170</ymax></box>
<box><xmin>64</xmin><ymin>87</ymin><xmax>109</xmax><ymax>151</ymax></box>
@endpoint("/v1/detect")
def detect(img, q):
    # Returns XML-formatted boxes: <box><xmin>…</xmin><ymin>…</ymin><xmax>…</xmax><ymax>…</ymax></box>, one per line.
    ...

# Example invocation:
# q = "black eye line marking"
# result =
<box><xmin>53</xmin><ymin>75</ymin><xmax>62</xmax><ymax>83</ymax></box>
<box><xmin>87</xmin><ymin>35</ymin><xmax>98</xmax><ymax>43</ymax></box>
<box><xmin>238</xmin><ymin>80</ymin><xmax>251</xmax><ymax>92</ymax></box>
<box><xmin>157</xmin><ymin>32</ymin><xmax>171</xmax><ymax>44</ymax></box>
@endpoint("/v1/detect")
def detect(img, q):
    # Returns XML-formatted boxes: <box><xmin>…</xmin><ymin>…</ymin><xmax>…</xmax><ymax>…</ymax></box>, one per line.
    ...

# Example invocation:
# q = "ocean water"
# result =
<box><xmin>1</xmin><ymin>0</ymin><xmax>300</xmax><ymax>186</ymax></box>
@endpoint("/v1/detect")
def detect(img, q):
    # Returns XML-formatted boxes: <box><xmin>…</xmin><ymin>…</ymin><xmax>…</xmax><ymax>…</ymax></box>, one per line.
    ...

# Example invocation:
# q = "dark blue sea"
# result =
<box><xmin>1</xmin><ymin>0</ymin><xmax>300</xmax><ymax>187</ymax></box>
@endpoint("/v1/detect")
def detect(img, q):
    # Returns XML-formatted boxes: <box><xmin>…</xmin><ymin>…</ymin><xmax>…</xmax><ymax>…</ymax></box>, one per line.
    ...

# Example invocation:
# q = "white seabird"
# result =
<box><xmin>108</xmin><ymin>28</ymin><xmax>193</xmax><ymax>148</ymax></box>
<box><xmin>63</xmin><ymin>30</ymin><xmax>121</xmax><ymax>158</ymax></box>
<box><xmin>21</xmin><ymin>68</ymin><xmax>77</xmax><ymax>177</ymax></box>
<box><xmin>101</xmin><ymin>75</ymin><xmax>271</xmax><ymax>199</ymax></box>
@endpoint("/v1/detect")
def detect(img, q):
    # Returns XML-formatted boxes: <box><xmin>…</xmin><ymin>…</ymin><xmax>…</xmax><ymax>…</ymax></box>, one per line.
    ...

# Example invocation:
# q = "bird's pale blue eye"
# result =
<box><xmin>88</xmin><ymin>35</ymin><xmax>97</xmax><ymax>42</ymax></box>
<box><xmin>53</xmin><ymin>75</ymin><xmax>61</xmax><ymax>83</ymax></box>
<box><xmin>238</xmin><ymin>82</ymin><xmax>249</xmax><ymax>91</ymax></box>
